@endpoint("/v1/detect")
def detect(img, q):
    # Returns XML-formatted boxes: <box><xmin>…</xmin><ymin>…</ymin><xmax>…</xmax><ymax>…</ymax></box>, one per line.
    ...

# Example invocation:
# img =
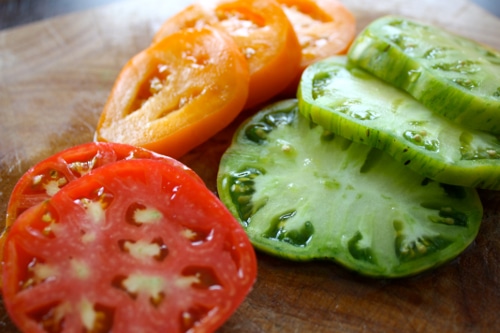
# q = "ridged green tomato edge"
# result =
<box><xmin>347</xmin><ymin>15</ymin><xmax>500</xmax><ymax>134</ymax></box>
<box><xmin>297</xmin><ymin>56</ymin><xmax>500</xmax><ymax>190</ymax></box>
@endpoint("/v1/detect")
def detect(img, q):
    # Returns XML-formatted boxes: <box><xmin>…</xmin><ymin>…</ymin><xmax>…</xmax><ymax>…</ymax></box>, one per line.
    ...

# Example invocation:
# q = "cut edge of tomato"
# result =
<box><xmin>152</xmin><ymin>0</ymin><xmax>303</xmax><ymax>110</ymax></box>
<box><xmin>95</xmin><ymin>26</ymin><xmax>250</xmax><ymax>159</ymax></box>
<box><xmin>2</xmin><ymin>158</ymin><xmax>257</xmax><ymax>332</ymax></box>
<box><xmin>0</xmin><ymin>142</ymin><xmax>205</xmax><ymax>292</ymax></box>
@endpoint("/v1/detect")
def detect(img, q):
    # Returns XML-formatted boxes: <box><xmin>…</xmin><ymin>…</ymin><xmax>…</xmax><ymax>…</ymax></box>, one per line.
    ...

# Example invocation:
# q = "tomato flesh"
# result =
<box><xmin>217</xmin><ymin>99</ymin><xmax>482</xmax><ymax>278</ymax></box>
<box><xmin>153</xmin><ymin>0</ymin><xmax>302</xmax><ymax>109</ymax></box>
<box><xmin>96</xmin><ymin>26</ymin><xmax>250</xmax><ymax>158</ymax></box>
<box><xmin>0</xmin><ymin>142</ymin><xmax>203</xmax><ymax>290</ymax></box>
<box><xmin>2</xmin><ymin>159</ymin><xmax>257</xmax><ymax>333</ymax></box>
<box><xmin>4</xmin><ymin>142</ymin><xmax>202</xmax><ymax>228</ymax></box>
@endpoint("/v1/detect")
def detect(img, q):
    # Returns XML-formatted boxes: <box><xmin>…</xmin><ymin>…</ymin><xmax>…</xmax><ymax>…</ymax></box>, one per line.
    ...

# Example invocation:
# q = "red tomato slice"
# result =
<box><xmin>0</xmin><ymin>142</ymin><xmax>203</xmax><ymax>290</ymax></box>
<box><xmin>2</xmin><ymin>159</ymin><xmax>257</xmax><ymax>333</ymax></box>
<box><xmin>153</xmin><ymin>0</ymin><xmax>302</xmax><ymax>109</ymax></box>
<box><xmin>95</xmin><ymin>26</ymin><xmax>249</xmax><ymax>159</ymax></box>
<box><xmin>5</xmin><ymin>142</ymin><xmax>202</xmax><ymax>228</ymax></box>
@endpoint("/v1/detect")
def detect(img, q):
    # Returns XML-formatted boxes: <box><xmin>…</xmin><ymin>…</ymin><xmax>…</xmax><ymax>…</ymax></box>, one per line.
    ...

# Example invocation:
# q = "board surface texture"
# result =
<box><xmin>1</xmin><ymin>0</ymin><xmax>499</xmax><ymax>332</ymax></box>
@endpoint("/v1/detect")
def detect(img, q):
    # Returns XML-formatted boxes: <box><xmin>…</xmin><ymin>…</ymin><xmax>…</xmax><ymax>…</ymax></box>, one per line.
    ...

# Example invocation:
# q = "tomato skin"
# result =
<box><xmin>0</xmin><ymin>142</ymin><xmax>203</xmax><ymax>291</ymax></box>
<box><xmin>217</xmin><ymin>99</ymin><xmax>482</xmax><ymax>278</ymax></box>
<box><xmin>2</xmin><ymin>159</ymin><xmax>257</xmax><ymax>333</ymax></box>
<box><xmin>153</xmin><ymin>0</ymin><xmax>302</xmax><ymax>109</ymax></box>
<box><xmin>4</xmin><ymin>142</ymin><xmax>202</xmax><ymax>227</ymax></box>
<box><xmin>96</xmin><ymin>26</ymin><xmax>250</xmax><ymax>158</ymax></box>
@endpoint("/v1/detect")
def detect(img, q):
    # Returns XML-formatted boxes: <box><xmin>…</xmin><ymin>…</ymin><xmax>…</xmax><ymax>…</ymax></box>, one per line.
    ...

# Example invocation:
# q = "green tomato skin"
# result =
<box><xmin>298</xmin><ymin>56</ymin><xmax>500</xmax><ymax>190</ymax></box>
<box><xmin>347</xmin><ymin>15</ymin><xmax>500</xmax><ymax>135</ymax></box>
<box><xmin>217</xmin><ymin>99</ymin><xmax>483</xmax><ymax>278</ymax></box>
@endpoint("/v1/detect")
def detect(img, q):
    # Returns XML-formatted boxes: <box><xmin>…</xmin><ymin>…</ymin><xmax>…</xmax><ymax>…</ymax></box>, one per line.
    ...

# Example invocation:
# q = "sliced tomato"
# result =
<box><xmin>277</xmin><ymin>0</ymin><xmax>356</xmax><ymax>95</ymax></box>
<box><xmin>95</xmin><ymin>26</ymin><xmax>250</xmax><ymax>158</ymax></box>
<box><xmin>153</xmin><ymin>0</ymin><xmax>302</xmax><ymax>109</ymax></box>
<box><xmin>0</xmin><ymin>142</ymin><xmax>202</xmax><ymax>290</ymax></box>
<box><xmin>2</xmin><ymin>159</ymin><xmax>257</xmax><ymax>333</ymax></box>
<box><xmin>4</xmin><ymin>142</ymin><xmax>202</xmax><ymax>228</ymax></box>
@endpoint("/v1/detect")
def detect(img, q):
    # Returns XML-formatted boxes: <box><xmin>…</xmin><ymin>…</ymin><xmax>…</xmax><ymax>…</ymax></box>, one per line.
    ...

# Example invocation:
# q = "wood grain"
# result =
<box><xmin>1</xmin><ymin>0</ymin><xmax>499</xmax><ymax>332</ymax></box>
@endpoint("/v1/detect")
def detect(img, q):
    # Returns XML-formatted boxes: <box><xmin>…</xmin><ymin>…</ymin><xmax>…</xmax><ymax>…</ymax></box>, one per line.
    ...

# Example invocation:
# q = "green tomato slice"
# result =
<box><xmin>347</xmin><ymin>15</ymin><xmax>500</xmax><ymax>134</ymax></box>
<box><xmin>217</xmin><ymin>99</ymin><xmax>482</xmax><ymax>278</ymax></box>
<box><xmin>298</xmin><ymin>56</ymin><xmax>500</xmax><ymax>190</ymax></box>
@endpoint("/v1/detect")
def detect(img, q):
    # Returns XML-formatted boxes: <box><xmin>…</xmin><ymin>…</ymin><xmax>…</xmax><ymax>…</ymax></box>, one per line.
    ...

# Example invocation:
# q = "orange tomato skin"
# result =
<box><xmin>154</xmin><ymin>0</ymin><xmax>302</xmax><ymax>109</ymax></box>
<box><xmin>96</xmin><ymin>26</ymin><xmax>250</xmax><ymax>158</ymax></box>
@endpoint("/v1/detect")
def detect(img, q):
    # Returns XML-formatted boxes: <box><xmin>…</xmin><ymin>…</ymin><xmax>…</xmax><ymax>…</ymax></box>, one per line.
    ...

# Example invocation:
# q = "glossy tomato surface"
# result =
<box><xmin>96</xmin><ymin>26</ymin><xmax>250</xmax><ymax>158</ymax></box>
<box><xmin>0</xmin><ymin>142</ymin><xmax>203</xmax><ymax>289</ymax></box>
<box><xmin>153</xmin><ymin>0</ymin><xmax>302</xmax><ymax>108</ymax></box>
<box><xmin>2</xmin><ymin>159</ymin><xmax>257</xmax><ymax>333</ymax></box>
<box><xmin>5</xmin><ymin>142</ymin><xmax>202</xmax><ymax>228</ymax></box>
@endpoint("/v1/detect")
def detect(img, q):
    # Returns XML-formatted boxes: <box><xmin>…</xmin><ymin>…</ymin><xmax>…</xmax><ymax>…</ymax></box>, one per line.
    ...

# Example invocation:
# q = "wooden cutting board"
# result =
<box><xmin>1</xmin><ymin>0</ymin><xmax>499</xmax><ymax>332</ymax></box>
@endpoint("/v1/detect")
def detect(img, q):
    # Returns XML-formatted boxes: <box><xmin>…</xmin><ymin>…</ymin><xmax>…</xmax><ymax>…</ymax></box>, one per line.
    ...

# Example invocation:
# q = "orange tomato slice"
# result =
<box><xmin>277</xmin><ymin>0</ymin><xmax>356</xmax><ymax>95</ymax></box>
<box><xmin>95</xmin><ymin>26</ymin><xmax>249</xmax><ymax>158</ymax></box>
<box><xmin>153</xmin><ymin>0</ymin><xmax>302</xmax><ymax>109</ymax></box>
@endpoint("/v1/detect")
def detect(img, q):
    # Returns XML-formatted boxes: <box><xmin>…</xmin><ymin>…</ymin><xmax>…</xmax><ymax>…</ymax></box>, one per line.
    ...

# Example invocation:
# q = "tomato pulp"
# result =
<box><xmin>2</xmin><ymin>159</ymin><xmax>257</xmax><ymax>333</ymax></box>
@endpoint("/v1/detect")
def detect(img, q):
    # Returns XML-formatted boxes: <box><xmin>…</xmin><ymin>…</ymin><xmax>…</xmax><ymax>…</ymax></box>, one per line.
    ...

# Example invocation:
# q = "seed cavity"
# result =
<box><xmin>118</xmin><ymin>238</ymin><xmax>168</xmax><ymax>261</ymax></box>
<box><xmin>126</xmin><ymin>203</ymin><xmax>163</xmax><ymax>226</ymax></box>
<box><xmin>80</xmin><ymin>300</ymin><xmax>114</xmax><ymax>333</ymax></box>
<box><xmin>130</xmin><ymin>64</ymin><xmax>172</xmax><ymax>113</ymax></box>
<box><xmin>22</xmin><ymin>257</ymin><xmax>58</xmax><ymax>290</ymax></box>
<box><xmin>347</xmin><ymin>231</ymin><xmax>376</xmax><ymax>264</ymax></box>
<box><xmin>31</xmin><ymin>170</ymin><xmax>68</xmax><ymax>197</ymax></box>
<box><xmin>453</xmin><ymin>77</ymin><xmax>479</xmax><ymax>90</ymax></box>
<box><xmin>216</xmin><ymin>7</ymin><xmax>264</xmax><ymax>37</ymax></box>
<box><xmin>494</xmin><ymin>87</ymin><xmax>500</xmax><ymax>98</ymax></box>
<box><xmin>460</xmin><ymin>144</ymin><xmax>500</xmax><ymax>161</ymax></box>
<box><xmin>180</xmin><ymin>304</ymin><xmax>211</xmax><ymax>333</ymax></box>
<box><xmin>156</xmin><ymin>88</ymin><xmax>205</xmax><ymax>120</ymax></box>
<box><xmin>403</xmin><ymin>130</ymin><xmax>439</xmax><ymax>152</ymax></box>
<box><xmin>263</xmin><ymin>210</ymin><xmax>314</xmax><ymax>247</ymax></box>
<box><xmin>244</xmin><ymin>109</ymin><xmax>296</xmax><ymax>144</ymax></box>
<box><xmin>74</xmin><ymin>187</ymin><xmax>113</xmax><ymax>225</ymax></box>
<box><xmin>180</xmin><ymin>266</ymin><xmax>222</xmax><ymax>290</ymax></box>
<box><xmin>243</xmin><ymin>47</ymin><xmax>256</xmax><ymax>58</ymax></box>
<box><xmin>69</xmin><ymin>156</ymin><xmax>99</xmax><ymax>177</ymax></box>
<box><xmin>423</xmin><ymin>46</ymin><xmax>451</xmax><ymax>59</ymax></box>
<box><xmin>281</xmin><ymin>3</ymin><xmax>331</xmax><ymax>53</ymax></box>
<box><xmin>334</xmin><ymin>99</ymin><xmax>379</xmax><ymax>121</ymax></box>
<box><xmin>44</xmin><ymin>178</ymin><xmax>68</xmax><ymax>197</ymax></box>
<box><xmin>81</xmin><ymin>231</ymin><xmax>97</xmax><ymax>244</ymax></box>
<box><xmin>432</xmin><ymin>60</ymin><xmax>480</xmax><ymax>74</ymax></box>
<box><xmin>28</xmin><ymin>301</ymin><xmax>69</xmax><ymax>333</ymax></box>
<box><xmin>245</xmin><ymin>123</ymin><xmax>272</xmax><ymax>144</ymax></box>
<box><xmin>312</xmin><ymin>72</ymin><xmax>335</xmax><ymax>99</ymax></box>
<box><xmin>71</xmin><ymin>259</ymin><xmax>91</xmax><ymax>280</ymax></box>
<box><xmin>422</xmin><ymin>204</ymin><xmax>469</xmax><ymax>227</ymax></box>
<box><xmin>181</xmin><ymin>228</ymin><xmax>213</xmax><ymax>246</ymax></box>
<box><xmin>388</xmin><ymin>33</ymin><xmax>418</xmax><ymax>52</ymax></box>
<box><xmin>394</xmin><ymin>220</ymin><xmax>452</xmax><ymax>261</ymax></box>
<box><xmin>112</xmin><ymin>274</ymin><xmax>166</xmax><ymax>307</ymax></box>
<box><xmin>40</xmin><ymin>207</ymin><xmax>59</xmax><ymax>238</ymax></box>
<box><xmin>227</xmin><ymin>168</ymin><xmax>264</xmax><ymax>226</ymax></box>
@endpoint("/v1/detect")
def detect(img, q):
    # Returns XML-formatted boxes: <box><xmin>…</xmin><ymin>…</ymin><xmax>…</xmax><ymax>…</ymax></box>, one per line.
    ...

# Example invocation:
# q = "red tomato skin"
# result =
<box><xmin>2</xmin><ymin>159</ymin><xmax>256</xmax><ymax>333</ymax></box>
<box><xmin>5</xmin><ymin>141</ymin><xmax>203</xmax><ymax>227</ymax></box>
<box><xmin>0</xmin><ymin>142</ymin><xmax>204</xmax><ymax>292</ymax></box>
